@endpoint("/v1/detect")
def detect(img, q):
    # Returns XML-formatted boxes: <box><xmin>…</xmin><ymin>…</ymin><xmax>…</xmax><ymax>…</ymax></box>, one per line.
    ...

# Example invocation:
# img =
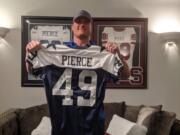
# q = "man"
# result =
<box><xmin>26</xmin><ymin>10</ymin><xmax>130</xmax><ymax>135</ymax></box>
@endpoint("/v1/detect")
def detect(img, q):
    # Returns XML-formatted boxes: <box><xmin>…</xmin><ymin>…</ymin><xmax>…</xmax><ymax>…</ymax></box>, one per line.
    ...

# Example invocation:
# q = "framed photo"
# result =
<box><xmin>93</xmin><ymin>18</ymin><xmax>148</xmax><ymax>88</ymax></box>
<box><xmin>21</xmin><ymin>16</ymin><xmax>73</xmax><ymax>87</ymax></box>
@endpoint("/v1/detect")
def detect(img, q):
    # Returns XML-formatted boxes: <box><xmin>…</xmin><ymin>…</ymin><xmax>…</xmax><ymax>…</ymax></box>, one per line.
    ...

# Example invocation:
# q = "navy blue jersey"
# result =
<box><xmin>26</xmin><ymin>43</ymin><xmax>123</xmax><ymax>135</ymax></box>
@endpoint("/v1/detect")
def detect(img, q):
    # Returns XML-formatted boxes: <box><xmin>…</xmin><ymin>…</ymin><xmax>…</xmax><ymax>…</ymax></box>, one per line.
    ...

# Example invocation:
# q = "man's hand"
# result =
<box><xmin>104</xmin><ymin>42</ymin><xmax>131</xmax><ymax>79</ymax></box>
<box><xmin>104</xmin><ymin>42</ymin><xmax>118</xmax><ymax>54</ymax></box>
<box><xmin>25</xmin><ymin>40</ymin><xmax>41</xmax><ymax>73</ymax></box>
<box><xmin>26</xmin><ymin>40</ymin><xmax>42</xmax><ymax>53</ymax></box>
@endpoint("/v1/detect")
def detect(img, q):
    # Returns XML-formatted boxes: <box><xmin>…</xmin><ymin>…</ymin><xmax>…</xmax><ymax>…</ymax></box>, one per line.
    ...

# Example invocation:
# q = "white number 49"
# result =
<box><xmin>52</xmin><ymin>69</ymin><xmax>97</xmax><ymax>107</ymax></box>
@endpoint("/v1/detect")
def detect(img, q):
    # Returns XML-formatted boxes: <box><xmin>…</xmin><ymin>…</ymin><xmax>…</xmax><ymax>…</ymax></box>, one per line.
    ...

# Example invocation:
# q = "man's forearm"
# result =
<box><xmin>26</xmin><ymin>62</ymin><xmax>33</xmax><ymax>73</ymax></box>
<box><xmin>116</xmin><ymin>49</ymin><xmax>130</xmax><ymax>78</ymax></box>
<box><xmin>25</xmin><ymin>52</ymin><xmax>33</xmax><ymax>73</ymax></box>
<box><xmin>121</xmin><ymin>58</ymin><xmax>130</xmax><ymax>78</ymax></box>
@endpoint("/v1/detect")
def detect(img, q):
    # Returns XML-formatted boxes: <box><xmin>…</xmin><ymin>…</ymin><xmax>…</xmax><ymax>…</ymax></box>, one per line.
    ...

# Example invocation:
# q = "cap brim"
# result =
<box><xmin>73</xmin><ymin>16</ymin><xmax>91</xmax><ymax>22</ymax></box>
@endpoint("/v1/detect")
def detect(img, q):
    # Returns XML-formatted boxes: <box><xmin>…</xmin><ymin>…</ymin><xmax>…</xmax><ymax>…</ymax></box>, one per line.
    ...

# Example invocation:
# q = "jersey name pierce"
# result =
<box><xmin>62</xmin><ymin>55</ymin><xmax>92</xmax><ymax>67</ymax></box>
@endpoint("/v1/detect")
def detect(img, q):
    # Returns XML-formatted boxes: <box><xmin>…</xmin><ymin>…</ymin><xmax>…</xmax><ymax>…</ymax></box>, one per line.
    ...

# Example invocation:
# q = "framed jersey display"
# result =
<box><xmin>93</xmin><ymin>18</ymin><xmax>148</xmax><ymax>88</ymax></box>
<box><xmin>21</xmin><ymin>16</ymin><xmax>73</xmax><ymax>86</ymax></box>
<box><xmin>21</xmin><ymin>16</ymin><xmax>148</xmax><ymax>88</ymax></box>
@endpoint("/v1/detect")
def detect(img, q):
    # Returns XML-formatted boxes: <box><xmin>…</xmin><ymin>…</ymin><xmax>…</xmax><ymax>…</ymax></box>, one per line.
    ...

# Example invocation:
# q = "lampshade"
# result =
<box><xmin>0</xmin><ymin>27</ymin><xmax>9</xmax><ymax>38</ymax></box>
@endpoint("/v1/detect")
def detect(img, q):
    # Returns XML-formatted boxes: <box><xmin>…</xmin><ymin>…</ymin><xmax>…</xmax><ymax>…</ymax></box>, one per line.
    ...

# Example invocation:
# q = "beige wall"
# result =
<box><xmin>0</xmin><ymin>0</ymin><xmax>180</xmax><ymax>118</ymax></box>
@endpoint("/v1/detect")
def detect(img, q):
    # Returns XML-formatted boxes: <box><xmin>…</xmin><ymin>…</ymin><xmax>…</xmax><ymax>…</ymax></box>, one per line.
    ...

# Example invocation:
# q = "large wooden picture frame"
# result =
<box><xmin>93</xmin><ymin>18</ymin><xmax>148</xmax><ymax>88</ymax></box>
<box><xmin>21</xmin><ymin>16</ymin><xmax>148</xmax><ymax>88</ymax></box>
<box><xmin>21</xmin><ymin>16</ymin><xmax>72</xmax><ymax>87</ymax></box>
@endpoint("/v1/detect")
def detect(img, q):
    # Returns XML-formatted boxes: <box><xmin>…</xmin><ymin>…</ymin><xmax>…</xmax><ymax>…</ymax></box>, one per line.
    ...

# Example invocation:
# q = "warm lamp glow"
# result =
<box><xmin>153</xmin><ymin>17</ymin><xmax>180</xmax><ymax>33</ymax></box>
<box><xmin>165</xmin><ymin>42</ymin><xmax>177</xmax><ymax>50</ymax></box>
<box><xmin>0</xmin><ymin>9</ymin><xmax>12</xmax><ymax>28</ymax></box>
<box><xmin>164</xmin><ymin>41</ymin><xmax>179</xmax><ymax>62</ymax></box>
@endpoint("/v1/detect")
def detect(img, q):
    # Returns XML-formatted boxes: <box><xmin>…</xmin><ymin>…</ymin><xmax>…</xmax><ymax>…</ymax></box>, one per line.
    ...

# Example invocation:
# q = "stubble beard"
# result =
<box><xmin>78</xmin><ymin>34</ymin><xmax>90</xmax><ymax>40</ymax></box>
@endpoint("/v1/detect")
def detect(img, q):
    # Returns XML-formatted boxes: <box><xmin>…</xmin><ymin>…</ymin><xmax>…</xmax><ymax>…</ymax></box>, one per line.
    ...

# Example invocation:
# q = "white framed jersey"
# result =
<box><xmin>102</xmin><ymin>27</ymin><xmax>136</xmax><ymax>71</ymax></box>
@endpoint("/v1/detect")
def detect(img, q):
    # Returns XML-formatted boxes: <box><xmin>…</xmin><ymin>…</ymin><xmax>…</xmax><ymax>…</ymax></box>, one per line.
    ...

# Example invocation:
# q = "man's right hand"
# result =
<box><xmin>25</xmin><ymin>41</ymin><xmax>42</xmax><ymax>73</ymax></box>
<box><xmin>26</xmin><ymin>40</ymin><xmax>42</xmax><ymax>53</ymax></box>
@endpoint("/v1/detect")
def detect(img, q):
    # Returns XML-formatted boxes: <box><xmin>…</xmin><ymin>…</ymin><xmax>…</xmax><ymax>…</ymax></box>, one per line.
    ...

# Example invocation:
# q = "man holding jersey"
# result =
<box><xmin>25</xmin><ymin>10</ymin><xmax>130</xmax><ymax>135</ymax></box>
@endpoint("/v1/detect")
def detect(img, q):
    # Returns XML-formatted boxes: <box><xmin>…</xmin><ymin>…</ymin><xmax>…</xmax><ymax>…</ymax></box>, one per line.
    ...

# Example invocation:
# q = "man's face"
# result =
<box><xmin>72</xmin><ymin>17</ymin><xmax>92</xmax><ymax>40</ymax></box>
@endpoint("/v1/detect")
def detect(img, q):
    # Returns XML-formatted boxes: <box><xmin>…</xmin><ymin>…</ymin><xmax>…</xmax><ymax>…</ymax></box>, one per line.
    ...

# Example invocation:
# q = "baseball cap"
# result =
<box><xmin>73</xmin><ymin>10</ymin><xmax>92</xmax><ymax>22</ymax></box>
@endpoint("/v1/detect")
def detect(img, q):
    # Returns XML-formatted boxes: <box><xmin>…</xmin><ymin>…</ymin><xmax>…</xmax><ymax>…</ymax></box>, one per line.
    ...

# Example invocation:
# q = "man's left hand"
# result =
<box><xmin>104</xmin><ymin>42</ymin><xmax>131</xmax><ymax>78</ymax></box>
<box><xmin>104</xmin><ymin>42</ymin><xmax>118</xmax><ymax>54</ymax></box>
